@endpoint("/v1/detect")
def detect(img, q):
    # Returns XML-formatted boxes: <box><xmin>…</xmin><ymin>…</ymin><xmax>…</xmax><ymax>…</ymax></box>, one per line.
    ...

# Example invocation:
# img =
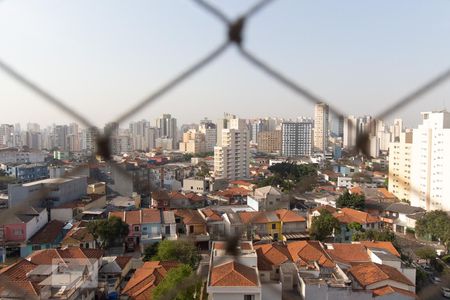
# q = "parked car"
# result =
<box><xmin>432</xmin><ymin>276</ymin><xmax>442</xmax><ymax>284</ymax></box>
<box><xmin>441</xmin><ymin>287</ymin><xmax>450</xmax><ymax>298</ymax></box>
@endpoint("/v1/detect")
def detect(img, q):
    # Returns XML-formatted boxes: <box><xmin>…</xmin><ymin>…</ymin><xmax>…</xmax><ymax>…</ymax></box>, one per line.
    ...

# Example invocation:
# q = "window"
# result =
<box><xmin>134</xmin><ymin>226</ymin><xmax>139</xmax><ymax>232</ymax></box>
<box><xmin>244</xmin><ymin>295</ymin><xmax>254</xmax><ymax>300</ymax></box>
<box><xmin>32</xmin><ymin>245</ymin><xmax>41</xmax><ymax>251</ymax></box>
<box><xmin>272</xmin><ymin>224</ymin><xmax>276</xmax><ymax>229</ymax></box>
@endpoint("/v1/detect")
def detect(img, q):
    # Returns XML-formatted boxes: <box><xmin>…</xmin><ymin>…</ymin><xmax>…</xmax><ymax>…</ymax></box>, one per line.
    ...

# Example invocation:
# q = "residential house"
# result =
<box><xmin>239</xmin><ymin>211</ymin><xmax>282</xmax><ymax>241</ymax></box>
<box><xmin>109</xmin><ymin>210</ymin><xmax>142</xmax><ymax>250</ymax></box>
<box><xmin>151</xmin><ymin>190</ymin><xmax>170</xmax><ymax>209</ymax></box>
<box><xmin>23</xmin><ymin>220</ymin><xmax>66</xmax><ymax>257</ymax></box>
<box><xmin>307</xmin><ymin>205</ymin><xmax>337</xmax><ymax>228</ymax></box>
<box><xmin>381</xmin><ymin>203</ymin><xmax>425</xmax><ymax>234</ymax></box>
<box><xmin>122</xmin><ymin>261</ymin><xmax>179</xmax><ymax>300</ymax></box>
<box><xmin>0</xmin><ymin>206</ymin><xmax>48</xmax><ymax>260</ymax></box>
<box><xmin>51</xmin><ymin>194</ymin><xmax>107</xmax><ymax>222</ymax></box>
<box><xmin>275</xmin><ymin>209</ymin><xmax>307</xmax><ymax>240</ymax></box>
<box><xmin>140</xmin><ymin>208</ymin><xmax>162</xmax><ymax>249</ymax></box>
<box><xmin>229</xmin><ymin>180</ymin><xmax>256</xmax><ymax>191</ymax></box>
<box><xmin>247</xmin><ymin>186</ymin><xmax>289</xmax><ymax>211</ymax></box>
<box><xmin>174</xmin><ymin>209</ymin><xmax>209</xmax><ymax>248</ymax></box>
<box><xmin>0</xmin><ymin>247</ymin><xmax>103</xmax><ymax>300</ymax></box>
<box><xmin>199</xmin><ymin>208</ymin><xmax>226</xmax><ymax>240</ymax></box>
<box><xmin>61</xmin><ymin>221</ymin><xmax>97</xmax><ymax>249</ymax></box>
<box><xmin>98</xmin><ymin>256</ymin><xmax>133</xmax><ymax>296</ymax></box>
<box><xmin>161</xmin><ymin>210</ymin><xmax>177</xmax><ymax>240</ymax></box>
<box><xmin>333</xmin><ymin>208</ymin><xmax>382</xmax><ymax>242</ymax></box>
<box><xmin>207</xmin><ymin>241</ymin><xmax>267</xmax><ymax>300</ymax></box>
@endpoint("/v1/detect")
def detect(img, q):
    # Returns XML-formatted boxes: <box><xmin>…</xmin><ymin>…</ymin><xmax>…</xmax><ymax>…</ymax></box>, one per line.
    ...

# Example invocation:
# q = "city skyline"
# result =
<box><xmin>1</xmin><ymin>1</ymin><xmax>450</xmax><ymax>127</ymax></box>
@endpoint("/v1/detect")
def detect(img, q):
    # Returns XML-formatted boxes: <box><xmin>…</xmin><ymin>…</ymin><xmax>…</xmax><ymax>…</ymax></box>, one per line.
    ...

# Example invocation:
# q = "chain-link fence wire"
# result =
<box><xmin>1</xmin><ymin>0</ymin><xmax>449</xmax><ymax>299</ymax></box>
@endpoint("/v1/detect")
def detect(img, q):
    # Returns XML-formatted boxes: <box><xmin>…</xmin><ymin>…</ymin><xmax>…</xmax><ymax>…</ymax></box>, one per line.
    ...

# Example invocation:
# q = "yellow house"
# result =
<box><xmin>239</xmin><ymin>211</ymin><xmax>282</xmax><ymax>241</ymax></box>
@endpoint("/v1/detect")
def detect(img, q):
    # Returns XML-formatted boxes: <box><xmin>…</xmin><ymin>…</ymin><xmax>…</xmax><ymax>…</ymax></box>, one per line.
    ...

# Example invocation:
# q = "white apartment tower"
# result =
<box><xmin>388</xmin><ymin>131</ymin><xmax>413</xmax><ymax>201</ymax></box>
<box><xmin>214</xmin><ymin>116</ymin><xmax>249</xmax><ymax>180</ymax></box>
<box><xmin>281</xmin><ymin>119</ymin><xmax>313</xmax><ymax>157</ymax></box>
<box><xmin>410</xmin><ymin>111</ymin><xmax>450</xmax><ymax>211</ymax></box>
<box><xmin>314</xmin><ymin>103</ymin><xmax>329</xmax><ymax>152</ymax></box>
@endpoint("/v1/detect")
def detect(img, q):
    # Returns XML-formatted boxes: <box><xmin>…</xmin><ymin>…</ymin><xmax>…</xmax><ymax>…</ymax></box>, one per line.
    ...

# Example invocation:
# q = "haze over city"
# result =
<box><xmin>1</xmin><ymin>0</ymin><xmax>450</xmax><ymax>127</ymax></box>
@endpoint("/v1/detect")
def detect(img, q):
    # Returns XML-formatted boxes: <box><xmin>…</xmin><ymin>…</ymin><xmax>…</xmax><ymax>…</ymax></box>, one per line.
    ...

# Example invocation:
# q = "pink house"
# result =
<box><xmin>1</xmin><ymin>207</ymin><xmax>48</xmax><ymax>243</ymax></box>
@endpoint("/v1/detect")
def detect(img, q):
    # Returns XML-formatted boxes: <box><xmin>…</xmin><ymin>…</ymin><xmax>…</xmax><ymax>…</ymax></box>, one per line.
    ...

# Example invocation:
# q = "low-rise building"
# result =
<box><xmin>247</xmin><ymin>186</ymin><xmax>289</xmax><ymax>211</ymax></box>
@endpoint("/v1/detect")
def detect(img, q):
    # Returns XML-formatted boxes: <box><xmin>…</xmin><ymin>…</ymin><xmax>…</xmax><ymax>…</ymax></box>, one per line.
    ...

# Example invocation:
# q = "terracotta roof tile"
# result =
<box><xmin>141</xmin><ymin>209</ymin><xmax>161</xmax><ymax>223</ymax></box>
<box><xmin>356</xmin><ymin>241</ymin><xmax>400</xmax><ymax>257</ymax></box>
<box><xmin>333</xmin><ymin>208</ymin><xmax>380</xmax><ymax>225</ymax></box>
<box><xmin>114</xmin><ymin>256</ymin><xmax>132</xmax><ymax>269</ymax></box>
<box><xmin>174</xmin><ymin>209</ymin><xmax>205</xmax><ymax>225</ymax></box>
<box><xmin>210</xmin><ymin>261</ymin><xmax>258</xmax><ymax>287</ymax></box>
<box><xmin>276</xmin><ymin>209</ymin><xmax>306</xmax><ymax>223</ymax></box>
<box><xmin>372</xmin><ymin>285</ymin><xmax>416</xmax><ymax>298</ymax></box>
<box><xmin>29</xmin><ymin>220</ymin><xmax>65</xmax><ymax>244</ymax></box>
<box><xmin>287</xmin><ymin>241</ymin><xmax>335</xmax><ymax>268</ymax></box>
<box><xmin>201</xmin><ymin>208</ymin><xmax>223</xmax><ymax>222</ymax></box>
<box><xmin>349</xmin><ymin>262</ymin><xmax>414</xmax><ymax>288</ymax></box>
<box><xmin>123</xmin><ymin>261</ymin><xmax>179</xmax><ymax>299</ymax></box>
<box><xmin>326</xmin><ymin>244</ymin><xmax>370</xmax><ymax>264</ymax></box>
<box><xmin>254</xmin><ymin>244</ymin><xmax>292</xmax><ymax>268</ymax></box>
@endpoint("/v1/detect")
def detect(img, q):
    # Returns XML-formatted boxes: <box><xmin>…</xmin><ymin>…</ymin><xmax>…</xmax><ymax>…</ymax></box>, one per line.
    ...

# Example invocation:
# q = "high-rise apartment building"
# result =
<box><xmin>388</xmin><ymin>131</ymin><xmax>413</xmax><ymax>201</ymax></box>
<box><xmin>281</xmin><ymin>119</ymin><xmax>313</xmax><ymax>157</ymax></box>
<box><xmin>179</xmin><ymin>129</ymin><xmax>206</xmax><ymax>154</ymax></box>
<box><xmin>214</xmin><ymin>116</ymin><xmax>249</xmax><ymax>180</ymax></box>
<box><xmin>0</xmin><ymin>124</ymin><xmax>15</xmax><ymax>147</ymax></box>
<box><xmin>410</xmin><ymin>111</ymin><xmax>450</xmax><ymax>211</ymax></box>
<box><xmin>343</xmin><ymin>116</ymin><xmax>357</xmax><ymax>149</ymax></box>
<box><xmin>156</xmin><ymin>114</ymin><xmax>177</xmax><ymax>149</ymax></box>
<box><xmin>81</xmin><ymin>127</ymin><xmax>98</xmax><ymax>154</ymax></box>
<box><xmin>313</xmin><ymin>103</ymin><xmax>329</xmax><ymax>152</ymax></box>
<box><xmin>257</xmin><ymin>130</ymin><xmax>282</xmax><ymax>153</ymax></box>
<box><xmin>129</xmin><ymin>120</ymin><xmax>157</xmax><ymax>151</ymax></box>
<box><xmin>199</xmin><ymin>119</ymin><xmax>217</xmax><ymax>152</ymax></box>
<box><xmin>251</xmin><ymin>119</ymin><xmax>268</xmax><ymax>143</ymax></box>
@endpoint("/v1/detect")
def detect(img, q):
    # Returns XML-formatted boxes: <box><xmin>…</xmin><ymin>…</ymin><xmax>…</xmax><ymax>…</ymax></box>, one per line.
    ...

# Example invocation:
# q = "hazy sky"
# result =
<box><xmin>1</xmin><ymin>0</ymin><xmax>450</xmax><ymax>129</ymax></box>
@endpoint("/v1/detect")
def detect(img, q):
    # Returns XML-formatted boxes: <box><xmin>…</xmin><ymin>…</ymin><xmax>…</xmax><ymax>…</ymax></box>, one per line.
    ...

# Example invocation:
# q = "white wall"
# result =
<box><xmin>26</xmin><ymin>209</ymin><xmax>48</xmax><ymax>240</ymax></box>
<box><xmin>51</xmin><ymin>208</ymin><xmax>74</xmax><ymax>222</ymax></box>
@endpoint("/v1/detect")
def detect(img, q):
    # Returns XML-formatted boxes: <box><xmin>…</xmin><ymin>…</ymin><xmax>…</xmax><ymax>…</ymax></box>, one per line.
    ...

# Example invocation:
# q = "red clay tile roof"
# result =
<box><xmin>141</xmin><ymin>209</ymin><xmax>161</xmax><ymax>223</ymax></box>
<box><xmin>28</xmin><ymin>247</ymin><xmax>103</xmax><ymax>265</ymax></box>
<box><xmin>169</xmin><ymin>192</ymin><xmax>188</xmax><ymax>200</ymax></box>
<box><xmin>276</xmin><ymin>209</ymin><xmax>306</xmax><ymax>223</ymax></box>
<box><xmin>110</xmin><ymin>210</ymin><xmax>142</xmax><ymax>225</ymax></box>
<box><xmin>230</xmin><ymin>180</ymin><xmax>253</xmax><ymax>186</ymax></box>
<box><xmin>122</xmin><ymin>261</ymin><xmax>179</xmax><ymax>300</ymax></box>
<box><xmin>333</xmin><ymin>208</ymin><xmax>380</xmax><ymax>225</ymax></box>
<box><xmin>238</xmin><ymin>211</ymin><xmax>279</xmax><ymax>224</ymax></box>
<box><xmin>349</xmin><ymin>262</ymin><xmax>414</xmax><ymax>288</ymax></box>
<box><xmin>376</xmin><ymin>188</ymin><xmax>396</xmax><ymax>199</ymax></box>
<box><xmin>0</xmin><ymin>259</ymin><xmax>40</xmax><ymax>297</ymax></box>
<box><xmin>326</xmin><ymin>244</ymin><xmax>370</xmax><ymax>264</ymax></box>
<box><xmin>62</xmin><ymin>222</ymin><xmax>95</xmax><ymax>245</ymax></box>
<box><xmin>312</xmin><ymin>205</ymin><xmax>337</xmax><ymax>214</ymax></box>
<box><xmin>350</xmin><ymin>186</ymin><xmax>364</xmax><ymax>195</ymax></box>
<box><xmin>0</xmin><ymin>259</ymin><xmax>36</xmax><ymax>281</ymax></box>
<box><xmin>217</xmin><ymin>187</ymin><xmax>251</xmax><ymax>197</ymax></box>
<box><xmin>29</xmin><ymin>220</ymin><xmax>65</xmax><ymax>244</ymax></box>
<box><xmin>185</xmin><ymin>192</ymin><xmax>206</xmax><ymax>202</ymax></box>
<box><xmin>210</xmin><ymin>261</ymin><xmax>258</xmax><ymax>287</ymax></box>
<box><xmin>114</xmin><ymin>256</ymin><xmax>132</xmax><ymax>269</ymax></box>
<box><xmin>254</xmin><ymin>244</ymin><xmax>292</xmax><ymax>268</ymax></box>
<box><xmin>357</xmin><ymin>241</ymin><xmax>400</xmax><ymax>257</ymax></box>
<box><xmin>287</xmin><ymin>241</ymin><xmax>335</xmax><ymax>268</ymax></box>
<box><xmin>201</xmin><ymin>208</ymin><xmax>223</xmax><ymax>222</ymax></box>
<box><xmin>174</xmin><ymin>209</ymin><xmax>205</xmax><ymax>225</ymax></box>
<box><xmin>372</xmin><ymin>285</ymin><xmax>416</xmax><ymax>298</ymax></box>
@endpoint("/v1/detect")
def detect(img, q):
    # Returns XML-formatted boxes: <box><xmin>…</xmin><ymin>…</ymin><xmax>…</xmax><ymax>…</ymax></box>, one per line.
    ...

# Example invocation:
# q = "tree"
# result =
<box><xmin>143</xmin><ymin>242</ymin><xmax>159</xmax><ymax>262</ymax></box>
<box><xmin>310</xmin><ymin>209</ymin><xmax>341</xmax><ymax>241</ymax></box>
<box><xmin>87</xmin><ymin>216</ymin><xmax>129</xmax><ymax>248</ymax></box>
<box><xmin>152</xmin><ymin>240</ymin><xmax>200</xmax><ymax>268</ymax></box>
<box><xmin>152</xmin><ymin>264</ymin><xmax>199</xmax><ymax>300</ymax></box>
<box><xmin>336</xmin><ymin>191</ymin><xmax>365</xmax><ymax>210</ymax></box>
<box><xmin>416</xmin><ymin>210</ymin><xmax>450</xmax><ymax>248</ymax></box>
<box><xmin>415</xmin><ymin>246</ymin><xmax>436</xmax><ymax>263</ymax></box>
<box><xmin>347</xmin><ymin>222</ymin><xmax>362</xmax><ymax>232</ymax></box>
<box><xmin>352</xmin><ymin>229</ymin><xmax>395</xmax><ymax>242</ymax></box>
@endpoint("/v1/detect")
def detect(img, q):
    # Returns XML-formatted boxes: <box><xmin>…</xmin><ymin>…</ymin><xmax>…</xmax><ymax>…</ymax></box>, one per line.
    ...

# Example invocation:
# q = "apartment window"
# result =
<box><xmin>272</xmin><ymin>224</ymin><xmax>276</xmax><ymax>229</ymax></box>
<box><xmin>134</xmin><ymin>226</ymin><xmax>139</xmax><ymax>232</ymax></box>
<box><xmin>244</xmin><ymin>295</ymin><xmax>254</xmax><ymax>300</ymax></box>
